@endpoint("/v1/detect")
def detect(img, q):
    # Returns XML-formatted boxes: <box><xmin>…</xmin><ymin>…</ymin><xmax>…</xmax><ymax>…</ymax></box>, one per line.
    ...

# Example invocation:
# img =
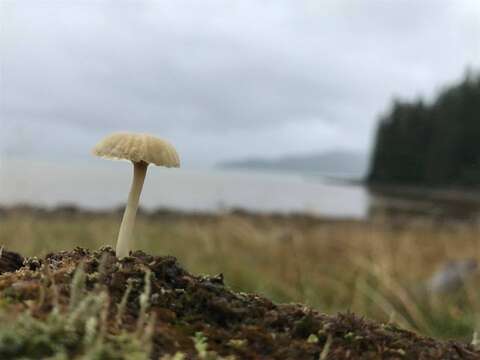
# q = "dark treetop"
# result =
<box><xmin>368</xmin><ymin>71</ymin><xmax>480</xmax><ymax>188</ymax></box>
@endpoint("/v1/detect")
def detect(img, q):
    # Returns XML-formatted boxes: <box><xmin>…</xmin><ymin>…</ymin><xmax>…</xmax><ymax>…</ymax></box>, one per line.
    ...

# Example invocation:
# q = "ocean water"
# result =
<box><xmin>0</xmin><ymin>158</ymin><xmax>368</xmax><ymax>218</ymax></box>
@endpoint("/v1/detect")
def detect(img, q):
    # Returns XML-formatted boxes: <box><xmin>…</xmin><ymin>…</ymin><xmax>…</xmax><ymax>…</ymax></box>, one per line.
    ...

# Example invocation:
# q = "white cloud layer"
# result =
<box><xmin>2</xmin><ymin>0</ymin><xmax>480</xmax><ymax>167</ymax></box>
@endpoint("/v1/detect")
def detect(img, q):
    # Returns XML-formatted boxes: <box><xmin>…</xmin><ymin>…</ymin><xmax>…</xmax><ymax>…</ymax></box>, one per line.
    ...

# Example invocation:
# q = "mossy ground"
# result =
<box><xmin>0</xmin><ymin>247</ymin><xmax>478</xmax><ymax>359</ymax></box>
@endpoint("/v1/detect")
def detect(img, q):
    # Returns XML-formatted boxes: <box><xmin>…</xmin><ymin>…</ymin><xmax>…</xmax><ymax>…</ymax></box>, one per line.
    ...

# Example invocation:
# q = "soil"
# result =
<box><xmin>0</xmin><ymin>247</ymin><xmax>479</xmax><ymax>360</ymax></box>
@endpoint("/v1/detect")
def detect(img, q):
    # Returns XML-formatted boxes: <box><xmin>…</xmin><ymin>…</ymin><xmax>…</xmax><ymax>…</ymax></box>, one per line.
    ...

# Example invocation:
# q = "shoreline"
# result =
<box><xmin>367</xmin><ymin>183</ymin><xmax>480</xmax><ymax>205</ymax></box>
<box><xmin>0</xmin><ymin>203</ymin><xmax>366</xmax><ymax>224</ymax></box>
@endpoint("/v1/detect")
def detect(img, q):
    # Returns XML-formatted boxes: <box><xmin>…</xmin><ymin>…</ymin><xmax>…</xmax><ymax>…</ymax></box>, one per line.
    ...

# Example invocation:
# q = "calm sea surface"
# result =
<box><xmin>0</xmin><ymin>159</ymin><xmax>369</xmax><ymax>218</ymax></box>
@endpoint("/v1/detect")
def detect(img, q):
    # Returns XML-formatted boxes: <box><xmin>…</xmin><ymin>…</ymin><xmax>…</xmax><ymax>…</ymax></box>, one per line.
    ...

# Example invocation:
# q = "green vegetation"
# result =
<box><xmin>0</xmin><ymin>250</ymin><xmax>235</xmax><ymax>360</ymax></box>
<box><xmin>1</xmin><ymin>208</ymin><xmax>480</xmax><ymax>343</ymax></box>
<box><xmin>0</xmin><ymin>226</ymin><xmax>477</xmax><ymax>359</ymax></box>
<box><xmin>0</xmin><ymin>267</ymin><xmax>150</xmax><ymax>360</ymax></box>
<box><xmin>368</xmin><ymin>71</ymin><xmax>480</xmax><ymax>187</ymax></box>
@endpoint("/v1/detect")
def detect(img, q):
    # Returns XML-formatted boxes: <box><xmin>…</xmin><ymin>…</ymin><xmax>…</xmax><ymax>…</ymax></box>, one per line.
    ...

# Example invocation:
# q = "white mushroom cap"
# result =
<box><xmin>92</xmin><ymin>132</ymin><xmax>180</xmax><ymax>167</ymax></box>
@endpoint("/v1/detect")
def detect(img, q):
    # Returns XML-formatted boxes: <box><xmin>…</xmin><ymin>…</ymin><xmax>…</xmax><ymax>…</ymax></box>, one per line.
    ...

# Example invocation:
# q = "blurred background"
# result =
<box><xmin>2</xmin><ymin>0</ymin><xmax>480</xmax><ymax>341</ymax></box>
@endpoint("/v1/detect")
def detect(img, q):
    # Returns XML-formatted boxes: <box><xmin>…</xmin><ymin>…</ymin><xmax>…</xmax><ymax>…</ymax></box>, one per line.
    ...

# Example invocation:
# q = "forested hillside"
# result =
<box><xmin>368</xmin><ymin>72</ymin><xmax>480</xmax><ymax>187</ymax></box>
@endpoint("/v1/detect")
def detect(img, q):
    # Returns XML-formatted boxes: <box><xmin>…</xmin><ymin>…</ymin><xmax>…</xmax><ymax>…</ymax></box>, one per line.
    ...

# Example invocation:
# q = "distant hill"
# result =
<box><xmin>218</xmin><ymin>150</ymin><xmax>368</xmax><ymax>178</ymax></box>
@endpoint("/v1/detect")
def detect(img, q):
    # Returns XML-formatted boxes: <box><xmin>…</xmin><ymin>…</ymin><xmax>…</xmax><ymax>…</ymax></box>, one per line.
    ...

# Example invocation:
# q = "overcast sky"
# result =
<box><xmin>2</xmin><ymin>0</ymin><xmax>480</xmax><ymax>168</ymax></box>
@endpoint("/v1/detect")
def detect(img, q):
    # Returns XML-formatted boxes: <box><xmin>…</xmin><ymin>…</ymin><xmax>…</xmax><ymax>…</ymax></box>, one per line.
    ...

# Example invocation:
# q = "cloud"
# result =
<box><xmin>2</xmin><ymin>0</ymin><xmax>480</xmax><ymax>166</ymax></box>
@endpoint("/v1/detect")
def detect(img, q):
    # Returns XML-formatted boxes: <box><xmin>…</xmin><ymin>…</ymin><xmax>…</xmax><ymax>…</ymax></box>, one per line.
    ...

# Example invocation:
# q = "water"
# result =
<box><xmin>0</xmin><ymin>158</ymin><xmax>369</xmax><ymax>218</ymax></box>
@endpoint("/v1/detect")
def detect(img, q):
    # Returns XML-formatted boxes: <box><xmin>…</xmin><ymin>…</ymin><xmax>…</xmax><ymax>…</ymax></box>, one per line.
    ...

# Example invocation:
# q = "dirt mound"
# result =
<box><xmin>0</xmin><ymin>247</ymin><xmax>478</xmax><ymax>359</ymax></box>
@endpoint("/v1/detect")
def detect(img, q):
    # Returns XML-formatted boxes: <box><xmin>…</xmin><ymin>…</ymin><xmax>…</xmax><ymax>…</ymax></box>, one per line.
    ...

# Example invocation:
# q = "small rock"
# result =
<box><xmin>427</xmin><ymin>259</ymin><xmax>478</xmax><ymax>294</ymax></box>
<box><xmin>0</xmin><ymin>249</ymin><xmax>24</xmax><ymax>274</ymax></box>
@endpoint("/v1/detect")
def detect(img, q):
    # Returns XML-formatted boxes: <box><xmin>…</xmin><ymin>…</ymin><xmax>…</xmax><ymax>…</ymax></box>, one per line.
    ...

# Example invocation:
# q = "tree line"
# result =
<box><xmin>368</xmin><ymin>71</ymin><xmax>480</xmax><ymax>188</ymax></box>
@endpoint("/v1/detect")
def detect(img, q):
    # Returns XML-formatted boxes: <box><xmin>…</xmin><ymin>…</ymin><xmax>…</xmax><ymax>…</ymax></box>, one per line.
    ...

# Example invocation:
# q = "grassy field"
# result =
<box><xmin>1</xmin><ymin>206</ymin><xmax>480</xmax><ymax>342</ymax></box>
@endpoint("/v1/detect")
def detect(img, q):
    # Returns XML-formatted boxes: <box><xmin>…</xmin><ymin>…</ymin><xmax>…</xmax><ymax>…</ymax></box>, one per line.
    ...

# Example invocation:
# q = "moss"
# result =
<box><xmin>0</xmin><ymin>247</ymin><xmax>478</xmax><ymax>359</ymax></box>
<box><xmin>0</xmin><ymin>311</ymin><xmax>149</xmax><ymax>359</ymax></box>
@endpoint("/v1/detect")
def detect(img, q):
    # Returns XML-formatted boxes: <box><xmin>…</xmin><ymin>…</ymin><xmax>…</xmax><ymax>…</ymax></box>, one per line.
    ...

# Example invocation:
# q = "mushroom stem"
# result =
<box><xmin>116</xmin><ymin>161</ymin><xmax>148</xmax><ymax>257</ymax></box>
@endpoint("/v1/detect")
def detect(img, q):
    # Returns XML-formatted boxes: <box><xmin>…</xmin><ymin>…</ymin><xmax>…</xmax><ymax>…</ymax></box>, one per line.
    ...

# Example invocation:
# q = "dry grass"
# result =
<box><xmin>1</xmin><ymin>207</ymin><xmax>480</xmax><ymax>340</ymax></box>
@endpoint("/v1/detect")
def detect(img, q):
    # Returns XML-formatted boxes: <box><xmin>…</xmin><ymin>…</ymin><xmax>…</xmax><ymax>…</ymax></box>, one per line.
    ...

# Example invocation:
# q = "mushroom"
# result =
<box><xmin>92</xmin><ymin>132</ymin><xmax>180</xmax><ymax>257</ymax></box>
